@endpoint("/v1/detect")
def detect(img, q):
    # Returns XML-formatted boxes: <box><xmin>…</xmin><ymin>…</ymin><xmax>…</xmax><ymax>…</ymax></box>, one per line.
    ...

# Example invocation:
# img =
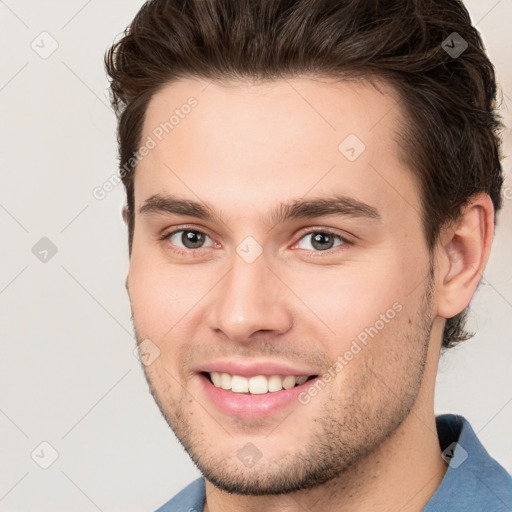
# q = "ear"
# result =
<box><xmin>122</xmin><ymin>204</ymin><xmax>129</xmax><ymax>225</ymax></box>
<box><xmin>435</xmin><ymin>193</ymin><xmax>495</xmax><ymax>319</ymax></box>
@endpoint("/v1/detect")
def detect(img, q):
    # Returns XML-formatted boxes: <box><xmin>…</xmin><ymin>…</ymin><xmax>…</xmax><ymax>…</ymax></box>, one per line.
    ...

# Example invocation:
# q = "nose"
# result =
<box><xmin>205</xmin><ymin>254</ymin><xmax>294</xmax><ymax>343</ymax></box>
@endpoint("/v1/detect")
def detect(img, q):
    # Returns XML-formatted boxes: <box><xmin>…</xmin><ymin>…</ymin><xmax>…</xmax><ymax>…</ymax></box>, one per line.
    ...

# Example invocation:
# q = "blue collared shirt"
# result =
<box><xmin>155</xmin><ymin>414</ymin><xmax>512</xmax><ymax>512</ymax></box>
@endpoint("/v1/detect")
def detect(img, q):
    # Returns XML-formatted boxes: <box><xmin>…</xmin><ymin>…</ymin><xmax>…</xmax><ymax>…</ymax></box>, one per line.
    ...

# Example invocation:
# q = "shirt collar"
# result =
<box><xmin>423</xmin><ymin>413</ymin><xmax>512</xmax><ymax>511</ymax></box>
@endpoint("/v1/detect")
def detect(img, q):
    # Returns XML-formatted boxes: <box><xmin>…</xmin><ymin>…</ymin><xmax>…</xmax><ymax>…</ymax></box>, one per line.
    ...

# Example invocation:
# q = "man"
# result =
<box><xmin>105</xmin><ymin>0</ymin><xmax>512</xmax><ymax>510</ymax></box>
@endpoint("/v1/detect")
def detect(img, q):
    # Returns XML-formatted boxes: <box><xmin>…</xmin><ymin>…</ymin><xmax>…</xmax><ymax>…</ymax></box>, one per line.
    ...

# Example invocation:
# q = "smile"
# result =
<box><xmin>198</xmin><ymin>370</ymin><xmax>321</xmax><ymax>419</ymax></box>
<box><xmin>205</xmin><ymin>371</ymin><xmax>317</xmax><ymax>394</ymax></box>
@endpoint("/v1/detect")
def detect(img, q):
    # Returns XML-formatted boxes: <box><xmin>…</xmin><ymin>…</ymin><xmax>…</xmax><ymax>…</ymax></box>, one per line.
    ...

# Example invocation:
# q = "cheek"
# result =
<box><xmin>324</xmin><ymin>296</ymin><xmax>427</xmax><ymax>412</ymax></box>
<box><xmin>287</xmin><ymin>257</ymin><xmax>412</xmax><ymax>343</ymax></box>
<box><xmin>128</xmin><ymin>249</ymin><xmax>196</xmax><ymax>337</ymax></box>
<box><xmin>127</xmin><ymin>248</ymin><xmax>226</xmax><ymax>378</ymax></box>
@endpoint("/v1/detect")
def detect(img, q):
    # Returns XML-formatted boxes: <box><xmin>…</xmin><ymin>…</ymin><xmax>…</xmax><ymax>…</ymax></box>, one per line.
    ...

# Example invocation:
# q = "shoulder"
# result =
<box><xmin>154</xmin><ymin>477</ymin><xmax>206</xmax><ymax>512</ymax></box>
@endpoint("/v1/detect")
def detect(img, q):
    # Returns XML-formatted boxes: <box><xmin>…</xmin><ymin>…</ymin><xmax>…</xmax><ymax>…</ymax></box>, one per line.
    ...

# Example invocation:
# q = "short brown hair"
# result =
<box><xmin>105</xmin><ymin>0</ymin><xmax>504</xmax><ymax>348</ymax></box>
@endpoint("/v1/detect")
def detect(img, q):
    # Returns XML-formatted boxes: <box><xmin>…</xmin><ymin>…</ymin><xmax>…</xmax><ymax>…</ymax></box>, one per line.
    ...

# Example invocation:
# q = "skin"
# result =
<box><xmin>125</xmin><ymin>76</ymin><xmax>494</xmax><ymax>512</ymax></box>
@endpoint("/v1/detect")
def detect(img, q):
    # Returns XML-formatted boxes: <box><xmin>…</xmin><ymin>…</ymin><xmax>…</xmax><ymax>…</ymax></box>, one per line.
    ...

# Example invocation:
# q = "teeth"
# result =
<box><xmin>282</xmin><ymin>375</ymin><xmax>296</xmax><ymax>389</ymax></box>
<box><xmin>268</xmin><ymin>375</ymin><xmax>283</xmax><ymax>392</ymax></box>
<box><xmin>210</xmin><ymin>372</ymin><xmax>222</xmax><ymax>387</ymax></box>
<box><xmin>208</xmin><ymin>372</ymin><xmax>312</xmax><ymax>394</ymax></box>
<box><xmin>231</xmin><ymin>375</ymin><xmax>249</xmax><ymax>393</ymax></box>
<box><xmin>220</xmin><ymin>372</ymin><xmax>231</xmax><ymax>390</ymax></box>
<box><xmin>296</xmin><ymin>375</ymin><xmax>308</xmax><ymax>385</ymax></box>
<box><xmin>249</xmin><ymin>375</ymin><xmax>268</xmax><ymax>394</ymax></box>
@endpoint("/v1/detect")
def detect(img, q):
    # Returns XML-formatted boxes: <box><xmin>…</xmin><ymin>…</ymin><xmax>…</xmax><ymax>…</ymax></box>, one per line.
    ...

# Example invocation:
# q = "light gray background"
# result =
<box><xmin>0</xmin><ymin>1</ymin><xmax>511</xmax><ymax>510</ymax></box>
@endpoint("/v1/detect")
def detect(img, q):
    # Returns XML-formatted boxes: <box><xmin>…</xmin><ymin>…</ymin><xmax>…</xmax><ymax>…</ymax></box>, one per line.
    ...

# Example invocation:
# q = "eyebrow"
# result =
<box><xmin>138</xmin><ymin>193</ymin><xmax>381</xmax><ymax>227</ymax></box>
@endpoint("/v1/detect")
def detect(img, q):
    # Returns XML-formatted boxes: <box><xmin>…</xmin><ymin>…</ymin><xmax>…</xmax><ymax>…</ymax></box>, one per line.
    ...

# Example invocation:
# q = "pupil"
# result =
<box><xmin>312</xmin><ymin>233</ymin><xmax>333</xmax><ymax>250</ymax></box>
<box><xmin>183</xmin><ymin>231</ymin><xmax>204</xmax><ymax>248</ymax></box>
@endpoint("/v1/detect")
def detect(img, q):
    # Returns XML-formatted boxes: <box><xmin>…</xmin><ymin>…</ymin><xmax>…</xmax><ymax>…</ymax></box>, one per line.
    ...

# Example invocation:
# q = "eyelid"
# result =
<box><xmin>159</xmin><ymin>225</ymin><xmax>217</xmax><ymax>247</ymax></box>
<box><xmin>159</xmin><ymin>225</ymin><xmax>353</xmax><ymax>255</ymax></box>
<box><xmin>290</xmin><ymin>227</ymin><xmax>352</xmax><ymax>253</ymax></box>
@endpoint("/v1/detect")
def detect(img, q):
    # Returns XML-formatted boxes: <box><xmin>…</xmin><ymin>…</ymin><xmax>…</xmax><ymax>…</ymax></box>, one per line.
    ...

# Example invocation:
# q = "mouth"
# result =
<box><xmin>201</xmin><ymin>371</ymin><xmax>318</xmax><ymax>395</ymax></box>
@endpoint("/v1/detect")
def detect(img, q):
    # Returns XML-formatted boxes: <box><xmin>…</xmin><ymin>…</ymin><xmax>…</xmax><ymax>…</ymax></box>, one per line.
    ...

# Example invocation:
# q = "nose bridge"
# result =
<box><xmin>207</xmin><ymin>252</ymin><xmax>293</xmax><ymax>341</ymax></box>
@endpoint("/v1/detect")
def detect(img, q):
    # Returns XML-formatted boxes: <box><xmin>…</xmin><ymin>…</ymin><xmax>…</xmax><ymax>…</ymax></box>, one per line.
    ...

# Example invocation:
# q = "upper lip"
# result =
<box><xmin>198</xmin><ymin>359</ymin><xmax>319</xmax><ymax>377</ymax></box>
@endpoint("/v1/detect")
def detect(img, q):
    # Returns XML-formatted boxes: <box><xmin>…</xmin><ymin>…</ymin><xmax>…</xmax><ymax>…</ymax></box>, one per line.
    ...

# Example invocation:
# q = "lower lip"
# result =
<box><xmin>198</xmin><ymin>373</ymin><xmax>319</xmax><ymax>419</ymax></box>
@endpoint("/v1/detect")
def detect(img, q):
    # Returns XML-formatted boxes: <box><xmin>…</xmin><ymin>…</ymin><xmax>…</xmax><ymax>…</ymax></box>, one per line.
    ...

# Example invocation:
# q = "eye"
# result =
<box><xmin>161</xmin><ymin>229</ymin><xmax>215</xmax><ymax>252</ymax></box>
<box><xmin>295</xmin><ymin>230</ymin><xmax>347</xmax><ymax>252</ymax></box>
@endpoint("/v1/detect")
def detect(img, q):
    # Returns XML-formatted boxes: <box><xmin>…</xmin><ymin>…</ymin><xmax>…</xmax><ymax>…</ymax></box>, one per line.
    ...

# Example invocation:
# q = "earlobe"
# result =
<box><xmin>435</xmin><ymin>193</ymin><xmax>494</xmax><ymax>319</ymax></box>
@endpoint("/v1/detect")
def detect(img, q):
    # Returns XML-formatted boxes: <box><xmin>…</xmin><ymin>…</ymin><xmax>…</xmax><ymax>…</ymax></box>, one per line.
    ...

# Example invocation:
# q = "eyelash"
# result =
<box><xmin>158</xmin><ymin>226</ymin><xmax>351</xmax><ymax>257</ymax></box>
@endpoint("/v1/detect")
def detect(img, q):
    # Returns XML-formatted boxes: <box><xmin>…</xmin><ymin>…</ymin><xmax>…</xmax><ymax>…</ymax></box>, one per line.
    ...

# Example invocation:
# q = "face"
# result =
<box><xmin>127</xmin><ymin>76</ymin><xmax>439</xmax><ymax>494</ymax></box>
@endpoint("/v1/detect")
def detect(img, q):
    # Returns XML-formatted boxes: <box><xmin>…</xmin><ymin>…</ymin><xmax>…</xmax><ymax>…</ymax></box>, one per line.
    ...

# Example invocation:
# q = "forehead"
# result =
<box><xmin>142</xmin><ymin>75</ymin><xmax>403</xmax><ymax>151</ymax></box>
<box><xmin>135</xmin><ymin>76</ymin><xmax>420</xmax><ymax>227</ymax></box>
